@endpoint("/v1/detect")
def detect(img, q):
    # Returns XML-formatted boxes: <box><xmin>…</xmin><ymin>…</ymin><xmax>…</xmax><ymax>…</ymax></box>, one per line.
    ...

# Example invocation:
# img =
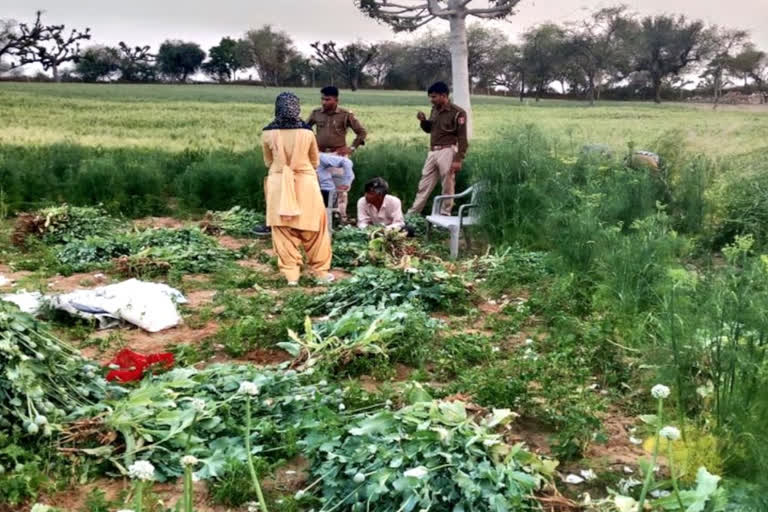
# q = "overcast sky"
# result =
<box><xmin>3</xmin><ymin>0</ymin><xmax>768</xmax><ymax>56</ymax></box>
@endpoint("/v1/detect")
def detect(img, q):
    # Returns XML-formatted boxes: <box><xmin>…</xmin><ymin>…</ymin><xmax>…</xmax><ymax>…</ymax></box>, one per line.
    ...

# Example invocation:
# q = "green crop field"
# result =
<box><xmin>1</xmin><ymin>82</ymin><xmax>767</xmax><ymax>153</ymax></box>
<box><xmin>2</xmin><ymin>83</ymin><xmax>768</xmax><ymax>511</ymax></box>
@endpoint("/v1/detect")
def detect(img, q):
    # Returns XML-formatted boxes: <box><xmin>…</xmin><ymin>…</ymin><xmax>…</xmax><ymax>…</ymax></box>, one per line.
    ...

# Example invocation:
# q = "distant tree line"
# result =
<box><xmin>1</xmin><ymin>8</ymin><xmax>767</xmax><ymax>103</ymax></box>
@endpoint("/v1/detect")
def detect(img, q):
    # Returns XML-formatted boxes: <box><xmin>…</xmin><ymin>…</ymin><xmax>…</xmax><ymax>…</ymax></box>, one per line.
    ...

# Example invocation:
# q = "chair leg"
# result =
<box><xmin>464</xmin><ymin>227</ymin><xmax>472</xmax><ymax>253</ymax></box>
<box><xmin>449</xmin><ymin>228</ymin><xmax>459</xmax><ymax>259</ymax></box>
<box><xmin>426</xmin><ymin>222</ymin><xmax>431</xmax><ymax>242</ymax></box>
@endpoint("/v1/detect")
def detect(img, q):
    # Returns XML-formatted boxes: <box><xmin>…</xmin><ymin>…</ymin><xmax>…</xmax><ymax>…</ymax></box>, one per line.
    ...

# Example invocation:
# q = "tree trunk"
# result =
<box><xmin>653</xmin><ymin>75</ymin><xmax>662</xmax><ymax>104</ymax></box>
<box><xmin>519</xmin><ymin>74</ymin><xmax>525</xmax><ymax>102</ymax></box>
<box><xmin>588</xmin><ymin>74</ymin><xmax>595</xmax><ymax>106</ymax></box>
<box><xmin>52</xmin><ymin>64</ymin><xmax>60</xmax><ymax>83</ymax></box>
<box><xmin>713</xmin><ymin>73</ymin><xmax>721</xmax><ymax>110</ymax></box>
<box><xmin>448</xmin><ymin>14</ymin><xmax>473</xmax><ymax>138</ymax></box>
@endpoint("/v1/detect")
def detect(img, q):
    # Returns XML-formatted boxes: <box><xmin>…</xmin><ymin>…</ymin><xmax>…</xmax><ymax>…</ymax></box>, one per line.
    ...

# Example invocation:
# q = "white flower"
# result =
<box><xmin>189</xmin><ymin>398</ymin><xmax>206</xmax><ymax>412</ymax></box>
<box><xmin>128</xmin><ymin>460</ymin><xmax>156</xmax><ymax>481</ymax></box>
<box><xmin>405</xmin><ymin>267</ymin><xmax>419</xmax><ymax>274</ymax></box>
<box><xmin>650</xmin><ymin>490</ymin><xmax>671</xmax><ymax>498</ymax></box>
<box><xmin>239</xmin><ymin>381</ymin><xmax>260</xmax><ymax>396</ymax></box>
<box><xmin>319</xmin><ymin>380</ymin><xmax>328</xmax><ymax>386</ymax></box>
<box><xmin>524</xmin><ymin>338</ymin><xmax>534</xmax><ymax>345</ymax></box>
<box><xmin>353</xmin><ymin>472</ymin><xmax>365</xmax><ymax>483</ymax></box>
<box><xmin>181</xmin><ymin>455</ymin><xmax>199</xmax><ymax>467</ymax></box>
<box><xmin>629</xmin><ymin>436</ymin><xmax>642</xmax><ymax>445</ymax></box>
<box><xmin>659</xmin><ymin>426</ymin><xmax>681</xmax><ymax>441</ymax></box>
<box><xmin>295</xmin><ymin>490</ymin><xmax>306</xmax><ymax>500</ymax></box>
<box><xmin>403</xmin><ymin>466</ymin><xmax>429</xmax><ymax>479</ymax></box>
<box><xmin>338</xmin><ymin>403</ymin><xmax>346</xmax><ymax>411</ymax></box>
<box><xmin>651</xmin><ymin>384</ymin><xmax>671</xmax><ymax>399</ymax></box>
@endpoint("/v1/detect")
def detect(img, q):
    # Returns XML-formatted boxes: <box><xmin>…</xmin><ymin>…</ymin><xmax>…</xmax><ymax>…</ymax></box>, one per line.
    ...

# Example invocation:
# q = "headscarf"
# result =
<box><xmin>263</xmin><ymin>92</ymin><xmax>311</xmax><ymax>131</ymax></box>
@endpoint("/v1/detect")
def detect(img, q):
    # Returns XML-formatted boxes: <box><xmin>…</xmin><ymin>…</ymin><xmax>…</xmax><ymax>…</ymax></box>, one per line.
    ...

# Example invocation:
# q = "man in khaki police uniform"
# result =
<box><xmin>408</xmin><ymin>81</ymin><xmax>469</xmax><ymax>216</ymax></box>
<box><xmin>307</xmin><ymin>86</ymin><xmax>367</xmax><ymax>222</ymax></box>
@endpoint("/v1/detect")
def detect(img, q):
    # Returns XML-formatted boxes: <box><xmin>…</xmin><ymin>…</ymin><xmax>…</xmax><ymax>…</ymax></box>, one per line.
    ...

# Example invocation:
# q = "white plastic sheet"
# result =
<box><xmin>1</xmin><ymin>279</ymin><xmax>187</xmax><ymax>332</ymax></box>
<box><xmin>1</xmin><ymin>290</ymin><xmax>44</xmax><ymax>315</ymax></box>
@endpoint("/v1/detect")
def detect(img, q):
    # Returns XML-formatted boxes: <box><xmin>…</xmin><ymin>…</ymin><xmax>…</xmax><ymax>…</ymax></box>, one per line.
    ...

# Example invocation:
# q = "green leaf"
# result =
<box><xmin>349</xmin><ymin>412</ymin><xmax>395</xmax><ymax>436</ymax></box>
<box><xmin>276</xmin><ymin>342</ymin><xmax>301</xmax><ymax>357</ymax></box>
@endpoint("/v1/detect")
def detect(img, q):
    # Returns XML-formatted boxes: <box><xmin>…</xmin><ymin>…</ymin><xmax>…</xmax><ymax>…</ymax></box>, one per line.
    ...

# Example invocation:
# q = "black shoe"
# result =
<box><xmin>252</xmin><ymin>225</ymin><xmax>272</xmax><ymax>236</ymax></box>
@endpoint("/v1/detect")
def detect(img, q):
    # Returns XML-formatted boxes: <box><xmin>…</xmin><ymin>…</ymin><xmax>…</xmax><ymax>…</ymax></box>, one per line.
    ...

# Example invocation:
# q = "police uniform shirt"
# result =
<box><xmin>307</xmin><ymin>107</ymin><xmax>367</xmax><ymax>152</ymax></box>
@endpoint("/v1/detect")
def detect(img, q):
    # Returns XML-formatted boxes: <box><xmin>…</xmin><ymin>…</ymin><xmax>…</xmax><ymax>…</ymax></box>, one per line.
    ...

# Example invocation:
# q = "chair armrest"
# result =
<box><xmin>458</xmin><ymin>203</ymin><xmax>477</xmax><ymax>229</ymax></box>
<box><xmin>431</xmin><ymin>186</ymin><xmax>475</xmax><ymax>215</ymax></box>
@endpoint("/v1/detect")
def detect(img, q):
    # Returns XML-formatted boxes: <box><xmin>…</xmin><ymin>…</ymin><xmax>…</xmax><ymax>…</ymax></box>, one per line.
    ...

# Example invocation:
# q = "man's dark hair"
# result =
<box><xmin>321</xmin><ymin>86</ymin><xmax>339</xmax><ymax>98</ymax></box>
<box><xmin>364</xmin><ymin>177</ymin><xmax>389</xmax><ymax>196</ymax></box>
<box><xmin>427</xmin><ymin>81</ymin><xmax>450</xmax><ymax>95</ymax></box>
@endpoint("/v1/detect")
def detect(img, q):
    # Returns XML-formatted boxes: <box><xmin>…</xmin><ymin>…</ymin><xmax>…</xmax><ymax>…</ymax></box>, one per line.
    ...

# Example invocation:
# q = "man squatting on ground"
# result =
<box><xmin>307</xmin><ymin>86</ymin><xmax>367</xmax><ymax>221</ymax></box>
<box><xmin>358</xmin><ymin>177</ymin><xmax>414</xmax><ymax>236</ymax></box>
<box><xmin>408</xmin><ymin>81</ymin><xmax>469</xmax><ymax>216</ymax></box>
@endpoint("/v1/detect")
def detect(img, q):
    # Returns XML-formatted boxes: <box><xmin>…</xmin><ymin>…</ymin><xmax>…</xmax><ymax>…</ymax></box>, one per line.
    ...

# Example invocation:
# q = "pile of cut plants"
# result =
<box><xmin>9</xmin><ymin>204</ymin><xmax>243</xmax><ymax>276</ymax></box>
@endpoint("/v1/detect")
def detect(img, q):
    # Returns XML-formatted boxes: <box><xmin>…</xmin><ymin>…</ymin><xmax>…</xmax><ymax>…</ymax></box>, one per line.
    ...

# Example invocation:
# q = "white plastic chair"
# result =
<box><xmin>326</xmin><ymin>189</ymin><xmax>339</xmax><ymax>238</ymax></box>
<box><xmin>425</xmin><ymin>185</ymin><xmax>480</xmax><ymax>259</ymax></box>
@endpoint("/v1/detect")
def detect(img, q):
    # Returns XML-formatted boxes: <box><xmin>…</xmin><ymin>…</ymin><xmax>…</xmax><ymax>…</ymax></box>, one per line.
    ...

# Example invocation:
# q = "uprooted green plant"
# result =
<box><xmin>299</xmin><ymin>397</ymin><xmax>558</xmax><ymax>512</ymax></box>
<box><xmin>54</xmin><ymin>227</ymin><xmax>236</xmax><ymax>275</ymax></box>
<box><xmin>0</xmin><ymin>302</ymin><xmax>122</xmax><ymax>434</ymax></box>
<box><xmin>310</xmin><ymin>263</ymin><xmax>469</xmax><ymax>317</ymax></box>
<box><xmin>12</xmin><ymin>205</ymin><xmax>120</xmax><ymax>248</ymax></box>
<box><xmin>64</xmin><ymin>364</ymin><xmax>343</xmax><ymax>482</ymax></box>
<box><xmin>200</xmin><ymin>206</ymin><xmax>266</xmax><ymax>238</ymax></box>
<box><xmin>278</xmin><ymin>304</ymin><xmax>439</xmax><ymax>376</ymax></box>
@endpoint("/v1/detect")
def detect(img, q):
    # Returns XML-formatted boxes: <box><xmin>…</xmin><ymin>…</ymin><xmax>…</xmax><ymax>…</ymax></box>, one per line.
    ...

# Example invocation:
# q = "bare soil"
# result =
<box><xmin>46</xmin><ymin>271</ymin><xmax>112</xmax><ymax>293</ymax></box>
<box><xmin>81</xmin><ymin>321</ymin><xmax>219</xmax><ymax>363</ymax></box>
<box><xmin>39</xmin><ymin>477</ymin><xmax>232</xmax><ymax>512</ymax></box>
<box><xmin>585</xmin><ymin>409</ymin><xmax>646</xmax><ymax>470</ymax></box>
<box><xmin>133</xmin><ymin>216</ymin><xmax>186</xmax><ymax>230</ymax></box>
<box><xmin>0</xmin><ymin>264</ymin><xmax>32</xmax><ymax>289</ymax></box>
<box><xmin>217</xmin><ymin>235</ymin><xmax>250</xmax><ymax>251</ymax></box>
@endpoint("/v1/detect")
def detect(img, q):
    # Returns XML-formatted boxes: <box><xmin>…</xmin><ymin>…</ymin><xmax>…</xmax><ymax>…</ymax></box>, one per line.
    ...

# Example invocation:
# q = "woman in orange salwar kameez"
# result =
<box><xmin>262</xmin><ymin>92</ymin><xmax>333</xmax><ymax>285</ymax></box>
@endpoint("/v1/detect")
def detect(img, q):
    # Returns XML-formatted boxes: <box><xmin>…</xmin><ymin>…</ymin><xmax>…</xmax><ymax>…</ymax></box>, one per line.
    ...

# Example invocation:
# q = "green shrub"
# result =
<box><xmin>209</xmin><ymin>458</ymin><xmax>267</xmax><ymax>507</ymax></box>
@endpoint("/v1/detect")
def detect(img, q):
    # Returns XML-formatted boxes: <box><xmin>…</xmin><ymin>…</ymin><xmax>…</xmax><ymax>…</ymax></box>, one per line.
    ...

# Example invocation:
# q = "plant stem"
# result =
<box><xmin>637</xmin><ymin>398</ymin><xmax>663</xmax><ymax>512</ymax></box>
<box><xmin>184</xmin><ymin>465</ymin><xmax>193</xmax><ymax>512</ymax></box>
<box><xmin>134</xmin><ymin>481</ymin><xmax>144</xmax><ymax>512</ymax></box>
<box><xmin>667</xmin><ymin>442</ymin><xmax>685</xmax><ymax>511</ymax></box>
<box><xmin>245</xmin><ymin>398</ymin><xmax>269</xmax><ymax>512</ymax></box>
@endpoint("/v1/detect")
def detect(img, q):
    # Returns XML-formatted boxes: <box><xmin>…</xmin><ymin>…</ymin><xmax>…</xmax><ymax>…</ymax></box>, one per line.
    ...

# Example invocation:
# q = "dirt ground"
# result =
<box><xmin>133</xmin><ymin>216</ymin><xmax>187</xmax><ymax>230</ymax></box>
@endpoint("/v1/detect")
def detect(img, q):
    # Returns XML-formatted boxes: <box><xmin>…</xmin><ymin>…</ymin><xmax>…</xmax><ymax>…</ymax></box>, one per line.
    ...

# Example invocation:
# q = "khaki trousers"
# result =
<box><xmin>271</xmin><ymin>220</ymin><xmax>332</xmax><ymax>282</ymax></box>
<box><xmin>408</xmin><ymin>147</ymin><xmax>456</xmax><ymax>215</ymax></box>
